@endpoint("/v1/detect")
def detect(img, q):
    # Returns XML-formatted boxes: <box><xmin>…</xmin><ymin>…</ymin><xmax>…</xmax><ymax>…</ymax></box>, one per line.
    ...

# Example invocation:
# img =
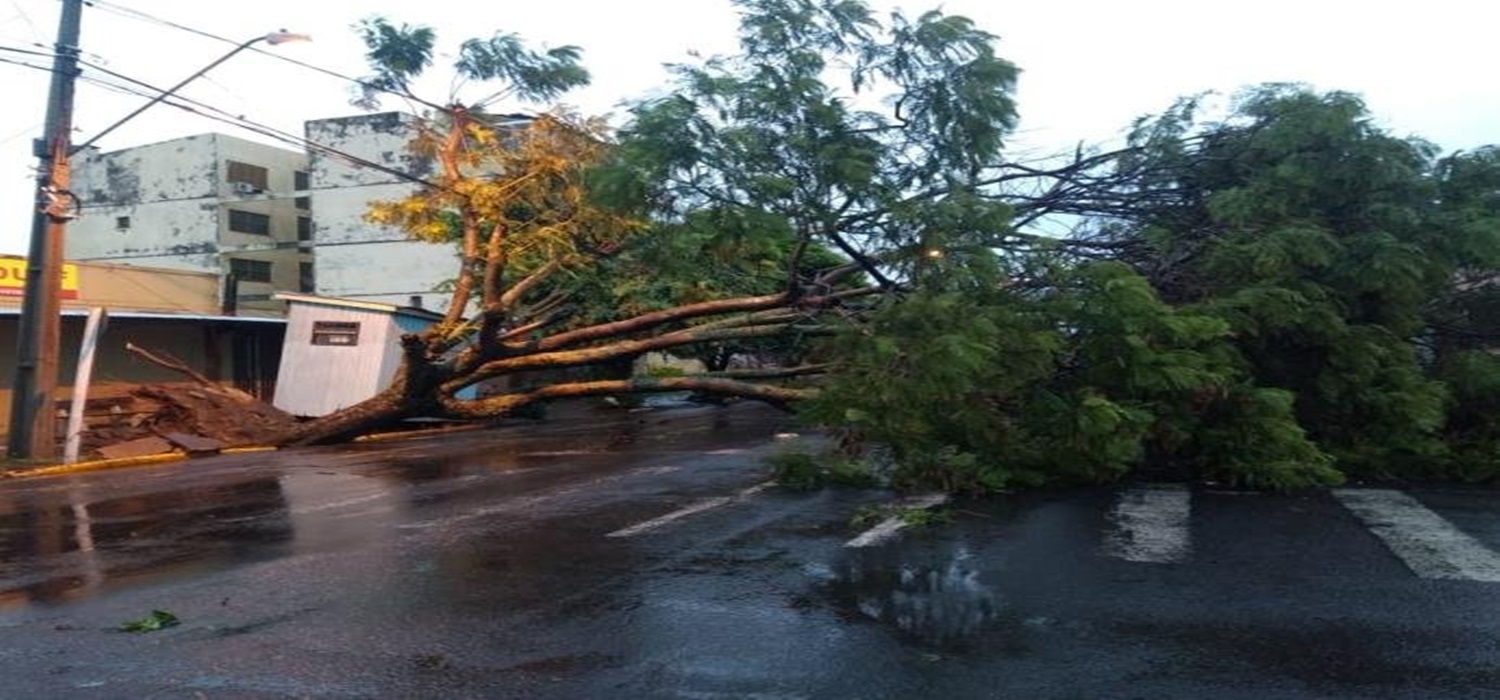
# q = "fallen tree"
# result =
<box><xmin>254</xmin><ymin>2</ymin><xmax>1500</xmax><ymax>494</ymax></box>
<box><xmin>265</xmin><ymin>1</ymin><xmax>1013</xmax><ymax>446</ymax></box>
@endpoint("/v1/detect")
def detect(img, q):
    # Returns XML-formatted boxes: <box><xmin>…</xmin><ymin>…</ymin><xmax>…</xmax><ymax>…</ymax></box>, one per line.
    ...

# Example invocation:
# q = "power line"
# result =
<box><xmin>1</xmin><ymin>47</ymin><xmax>445</xmax><ymax>191</ymax></box>
<box><xmin>83</xmin><ymin>0</ymin><xmax>447</xmax><ymax>113</ymax></box>
<box><xmin>1</xmin><ymin>0</ymin><xmax>43</xmax><ymax>44</ymax></box>
<box><xmin>74</xmin><ymin>66</ymin><xmax>445</xmax><ymax>190</ymax></box>
<box><xmin>64</xmin><ymin>2</ymin><xmax>457</xmax><ymax>187</ymax></box>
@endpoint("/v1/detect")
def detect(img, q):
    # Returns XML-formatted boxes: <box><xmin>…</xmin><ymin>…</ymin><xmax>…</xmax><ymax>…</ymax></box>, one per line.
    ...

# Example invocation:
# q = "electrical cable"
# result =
<box><xmin>1</xmin><ymin>47</ymin><xmax>446</xmax><ymax>190</ymax></box>
<box><xmin>84</xmin><ymin>0</ymin><xmax>447</xmax><ymax>112</ymax></box>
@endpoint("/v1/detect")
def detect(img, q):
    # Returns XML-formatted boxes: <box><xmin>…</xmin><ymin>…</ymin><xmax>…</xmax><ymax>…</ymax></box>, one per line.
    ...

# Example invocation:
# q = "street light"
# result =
<box><xmin>6</xmin><ymin>10</ymin><xmax>309</xmax><ymax>459</ymax></box>
<box><xmin>73</xmin><ymin>31</ymin><xmax>312</xmax><ymax>153</ymax></box>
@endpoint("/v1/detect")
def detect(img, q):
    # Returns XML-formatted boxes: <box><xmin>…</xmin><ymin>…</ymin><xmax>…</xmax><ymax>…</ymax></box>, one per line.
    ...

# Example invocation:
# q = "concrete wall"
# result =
<box><xmin>68</xmin><ymin>134</ymin><xmax>221</xmax><ymax>271</ymax></box>
<box><xmin>67</xmin><ymin>261</ymin><xmax>221</xmax><ymax>314</ymax></box>
<box><xmin>67</xmin><ymin>134</ymin><xmax>311</xmax><ymax>314</ymax></box>
<box><xmin>305</xmin><ymin>112</ymin><xmax>457</xmax><ymax>313</ymax></box>
<box><xmin>0</xmin><ymin>256</ymin><xmax>223</xmax><ymax>315</ymax></box>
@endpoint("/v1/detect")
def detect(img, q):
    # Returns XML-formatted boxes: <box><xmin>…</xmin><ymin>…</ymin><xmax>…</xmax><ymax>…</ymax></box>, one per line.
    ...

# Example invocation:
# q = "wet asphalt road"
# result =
<box><xmin>2</xmin><ymin>402</ymin><xmax>1500</xmax><ymax>698</ymax></box>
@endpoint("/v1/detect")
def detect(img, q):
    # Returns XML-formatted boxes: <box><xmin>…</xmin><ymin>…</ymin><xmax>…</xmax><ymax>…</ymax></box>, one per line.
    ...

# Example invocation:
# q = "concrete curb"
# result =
<box><xmin>3</xmin><ymin>419</ymin><xmax>526</xmax><ymax>479</ymax></box>
<box><xmin>221</xmin><ymin>446</ymin><xmax>278</xmax><ymax>454</ymax></box>
<box><xmin>2</xmin><ymin>451</ymin><xmax>189</xmax><ymax>479</ymax></box>
<box><xmin>1</xmin><ymin>443</ymin><xmax>286</xmax><ymax>479</ymax></box>
<box><xmin>0</xmin><ymin>428</ymin><xmax>461</xmax><ymax>480</ymax></box>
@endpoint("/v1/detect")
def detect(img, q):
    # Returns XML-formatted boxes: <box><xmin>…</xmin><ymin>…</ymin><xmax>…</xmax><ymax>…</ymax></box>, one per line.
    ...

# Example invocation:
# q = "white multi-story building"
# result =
<box><xmin>303</xmin><ymin>112</ymin><xmax>457</xmax><ymax>312</ymax></box>
<box><xmin>66</xmin><ymin>133</ymin><xmax>313</xmax><ymax>315</ymax></box>
<box><xmin>65</xmin><ymin>112</ymin><xmax>472</xmax><ymax>314</ymax></box>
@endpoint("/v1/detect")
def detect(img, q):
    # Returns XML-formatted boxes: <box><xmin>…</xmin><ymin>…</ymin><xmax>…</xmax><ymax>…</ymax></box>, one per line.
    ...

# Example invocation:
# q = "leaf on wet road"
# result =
<box><xmin>119</xmin><ymin>609</ymin><xmax>180</xmax><ymax>633</ymax></box>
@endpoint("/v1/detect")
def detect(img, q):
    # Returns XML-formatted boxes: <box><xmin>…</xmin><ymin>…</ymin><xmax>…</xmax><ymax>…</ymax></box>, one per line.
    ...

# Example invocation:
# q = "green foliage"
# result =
<box><xmin>352</xmin><ymin>18</ymin><xmax>435</xmax><ymax>106</ymax></box>
<box><xmin>1433</xmin><ymin>352</ymin><xmax>1500</xmax><ymax>482</ymax></box>
<box><xmin>897</xmin><ymin>506</ymin><xmax>953</xmax><ymax>529</ymax></box>
<box><xmin>808</xmin><ymin>259</ymin><xmax>1345</xmax><ymax>492</ymax></box>
<box><xmin>351</xmin><ymin>16</ymin><xmax>588</xmax><ymax>109</ymax></box>
<box><xmin>119</xmin><ymin>609</ymin><xmax>179</xmax><ymax>633</ymax></box>
<box><xmin>345</xmin><ymin>2</ymin><xmax>1500</xmax><ymax>491</ymax></box>
<box><xmin>1184</xmin><ymin>385</ymin><xmax>1341</xmax><ymax>490</ymax></box>
<box><xmin>599</xmin><ymin>0</ymin><xmax>1019</xmax><ymax>288</ymax></box>
<box><xmin>766</xmin><ymin>450</ymin><xmax>879</xmax><ymax>490</ymax></box>
<box><xmin>1113</xmin><ymin>84</ymin><xmax>1495</xmax><ymax>480</ymax></box>
<box><xmin>848</xmin><ymin>503</ymin><xmax>953</xmax><ymax>530</ymax></box>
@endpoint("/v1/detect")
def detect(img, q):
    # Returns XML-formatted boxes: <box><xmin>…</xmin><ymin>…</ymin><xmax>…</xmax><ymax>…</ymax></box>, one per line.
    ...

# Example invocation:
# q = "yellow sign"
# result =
<box><xmin>0</xmin><ymin>259</ymin><xmax>79</xmax><ymax>299</ymax></box>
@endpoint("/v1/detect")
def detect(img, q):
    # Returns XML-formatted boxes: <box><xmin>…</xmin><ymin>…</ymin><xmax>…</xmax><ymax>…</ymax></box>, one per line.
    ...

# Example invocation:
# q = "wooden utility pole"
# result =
<box><xmin>8</xmin><ymin>0</ymin><xmax>83</xmax><ymax>459</ymax></box>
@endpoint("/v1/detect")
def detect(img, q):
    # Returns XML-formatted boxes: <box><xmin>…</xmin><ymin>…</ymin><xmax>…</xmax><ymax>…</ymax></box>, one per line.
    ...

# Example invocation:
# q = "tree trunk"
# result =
<box><xmin>278</xmin><ymin>352</ymin><xmax>446</xmax><ymax>446</ymax></box>
<box><xmin>280</xmin><ymin>387</ymin><xmax>417</xmax><ymax>446</ymax></box>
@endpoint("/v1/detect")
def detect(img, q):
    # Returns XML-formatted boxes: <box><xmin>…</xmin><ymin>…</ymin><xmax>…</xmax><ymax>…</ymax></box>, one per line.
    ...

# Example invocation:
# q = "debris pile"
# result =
<box><xmin>71</xmin><ymin>343</ymin><xmax>300</xmax><ymax>460</ymax></box>
<box><xmin>77</xmin><ymin>382</ymin><xmax>299</xmax><ymax>459</ymax></box>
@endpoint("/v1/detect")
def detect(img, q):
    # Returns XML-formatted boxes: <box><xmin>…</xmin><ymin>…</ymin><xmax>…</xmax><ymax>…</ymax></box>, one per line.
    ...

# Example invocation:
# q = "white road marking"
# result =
<box><xmin>1102</xmin><ymin>485</ymin><xmax>1192</xmax><ymax>563</ymax></box>
<box><xmin>288</xmin><ymin>491</ymin><xmax>390</xmax><ymax>516</ymax></box>
<box><xmin>397</xmin><ymin>465</ymin><xmax>682</xmax><ymax>531</ymax></box>
<box><xmin>844</xmin><ymin>494</ymin><xmax>950</xmax><ymax>548</ymax></box>
<box><xmin>1334</xmin><ymin>489</ymin><xmax>1500</xmax><ymax>582</ymax></box>
<box><xmin>606</xmin><ymin>482</ymin><xmax>774</xmax><ymax>538</ymax></box>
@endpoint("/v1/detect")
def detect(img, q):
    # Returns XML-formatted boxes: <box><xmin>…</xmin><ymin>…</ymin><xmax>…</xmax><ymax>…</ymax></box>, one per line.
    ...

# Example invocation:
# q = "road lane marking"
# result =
<box><xmin>288</xmin><ymin>491</ymin><xmax>390</xmax><ymax>516</ymax></box>
<box><xmin>1102</xmin><ymin>485</ymin><xmax>1191</xmax><ymax>563</ymax></box>
<box><xmin>606</xmin><ymin>482</ymin><xmax>774</xmax><ymax>538</ymax></box>
<box><xmin>397</xmin><ymin>465</ymin><xmax>683</xmax><ymax>531</ymax></box>
<box><xmin>844</xmin><ymin>494</ymin><xmax>950</xmax><ymax>548</ymax></box>
<box><xmin>1333</xmin><ymin>489</ymin><xmax>1500</xmax><ymax>582</ymax></box>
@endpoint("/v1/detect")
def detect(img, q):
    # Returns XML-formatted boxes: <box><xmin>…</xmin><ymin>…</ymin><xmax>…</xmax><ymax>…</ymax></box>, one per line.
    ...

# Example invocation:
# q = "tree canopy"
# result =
<box><xmin>276</xmin><ymin>2</ymin><xmax>1500</xmax><ymax>493</ymax></box>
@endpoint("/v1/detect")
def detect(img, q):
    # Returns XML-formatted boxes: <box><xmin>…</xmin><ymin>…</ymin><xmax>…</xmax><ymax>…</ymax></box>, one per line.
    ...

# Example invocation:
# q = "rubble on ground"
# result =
<box><xmin>77</xmin><ymin>382</ymin><xmax>298</xmax><ymax>460</ymax></box>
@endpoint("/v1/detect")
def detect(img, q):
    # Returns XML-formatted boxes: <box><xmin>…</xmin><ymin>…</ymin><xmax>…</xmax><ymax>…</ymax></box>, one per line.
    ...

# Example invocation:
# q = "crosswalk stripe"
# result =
<box><xmin>1333</xmin><ymin>489</ymin><xmax>1500</xmax><ymax>582</ymax></box>
<box><xmin>1102</xmin><ymin>485</ymin><xmax>1191</xmax><ymax>563</ymax></box>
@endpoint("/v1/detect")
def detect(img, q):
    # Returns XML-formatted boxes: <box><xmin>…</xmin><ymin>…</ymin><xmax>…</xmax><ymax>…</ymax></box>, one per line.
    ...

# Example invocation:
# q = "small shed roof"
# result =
<box><xmin>0</xmin><ymin>308</ymin><xmax>285</xmax><ymax>324</ymax></box>
<box><xmin>272</xmin><ymin>292</ymin><xmax>444</xmax><ymax>322</ymax></box>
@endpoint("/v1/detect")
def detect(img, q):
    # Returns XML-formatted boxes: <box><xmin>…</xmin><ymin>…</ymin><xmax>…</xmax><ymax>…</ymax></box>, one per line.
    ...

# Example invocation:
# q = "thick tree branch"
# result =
<box><xmin>498</xmin><ymin>258</ymin><xmax>563</xmax><ymax>310</ymax></box>
<box><xmin>530</xmin><ymin>292</ymin><xmax>792</xmax><ymax>351</ymax></box>
<box><xmin>439</xmin><ymin>376</ymin><xmax>817</xmax><ymax>418</ymax></box>
<box><xmin>125</xmin><ymin>342</ymin><xmax>215</xmax><ymax>386</ymax></box>
<box><xmin>451</xmin><ymin>322</ymin><xmax>833</xmax><ymax>393</ymax></box>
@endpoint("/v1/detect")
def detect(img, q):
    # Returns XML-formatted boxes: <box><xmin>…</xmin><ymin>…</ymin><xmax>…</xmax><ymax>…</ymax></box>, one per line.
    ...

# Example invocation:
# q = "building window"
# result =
<box><xmin>297</xmin><ymin>216</ymin><xmax>313</xmax><ymax>241</ymax></box>
<box><xmin>293</xmin><ymin>170</ymin><xmax>311</xmax><ymax>210</ymax></box>
<box><xmin>228</xmin><ymin>209</ymin><xmax>271</xmax><ymax>235</ymax></box>
<box><xmin>226</xmin><ymin>160</ymin><xmax>268</xmax><ymax>192</ymax></box>
<box><xmin>299</xmin><ymin>262</ymin><xmax>315</xmax><ymax>293</ymax></box>
<box><xmin>311</xmin><ymin>321</ymin><xmax>360</xmax><ymax>346</ymax></box>
<box><xmin>115</xmin><ymin>216</ymin><xmax>130</xmax><ymax>231</ymax></box>
<box><xmin>229</xmin><ymin>258</ymin><xmax>272</xmax><ymax>283</ymax></box>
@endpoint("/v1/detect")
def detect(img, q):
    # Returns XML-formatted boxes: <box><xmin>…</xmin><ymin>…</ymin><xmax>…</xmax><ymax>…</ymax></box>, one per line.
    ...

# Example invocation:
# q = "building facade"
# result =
<box><xmin>65</xmin><ymin>133</ymin><xmax>314</xmax><ymax>315</ymax></box>
<box><xmin>0</xmin><ymin>255</ymin><xmax>285</xmax><ymax>435</ymax></box>
<box><xmin>304</xmin><ymin>112</ymin><xmax>457</xmax><ymax>313</ymax></box>
<box><xmin>63</xmin><ymin>113</ymin><xmax>485</xmax><ymax>316</ymax></box>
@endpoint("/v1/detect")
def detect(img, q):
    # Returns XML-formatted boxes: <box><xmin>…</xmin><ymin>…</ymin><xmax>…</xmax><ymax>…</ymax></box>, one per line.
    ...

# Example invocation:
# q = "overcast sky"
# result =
<box><xmin>0</xmin><ymin>0</ymin><xmax>1496</xmax><ymax>255</ymax></box>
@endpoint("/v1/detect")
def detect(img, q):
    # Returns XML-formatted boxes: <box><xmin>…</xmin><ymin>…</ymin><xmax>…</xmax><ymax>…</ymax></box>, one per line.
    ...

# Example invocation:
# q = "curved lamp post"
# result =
<box><xmin>74</xmin><ymin>31</ymin><xmax>311</xmax><ymax>153</ymax></box>
<box><xmin>7</xmin><ymin>14</ymin><xmax>309</xmax><ymax>459</ymax></box>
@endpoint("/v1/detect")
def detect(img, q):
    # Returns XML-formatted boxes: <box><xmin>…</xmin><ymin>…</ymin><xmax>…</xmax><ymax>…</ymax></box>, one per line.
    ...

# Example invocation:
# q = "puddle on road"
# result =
<box><xmin>816</xmin><ymin>545</ymin><xmax>1008</xmax><ymax>651</ymax></box>
<box><xmin>0</xmin><ymin>478</ymin><xmax>294</xmax><ymax>610</ymax></box>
